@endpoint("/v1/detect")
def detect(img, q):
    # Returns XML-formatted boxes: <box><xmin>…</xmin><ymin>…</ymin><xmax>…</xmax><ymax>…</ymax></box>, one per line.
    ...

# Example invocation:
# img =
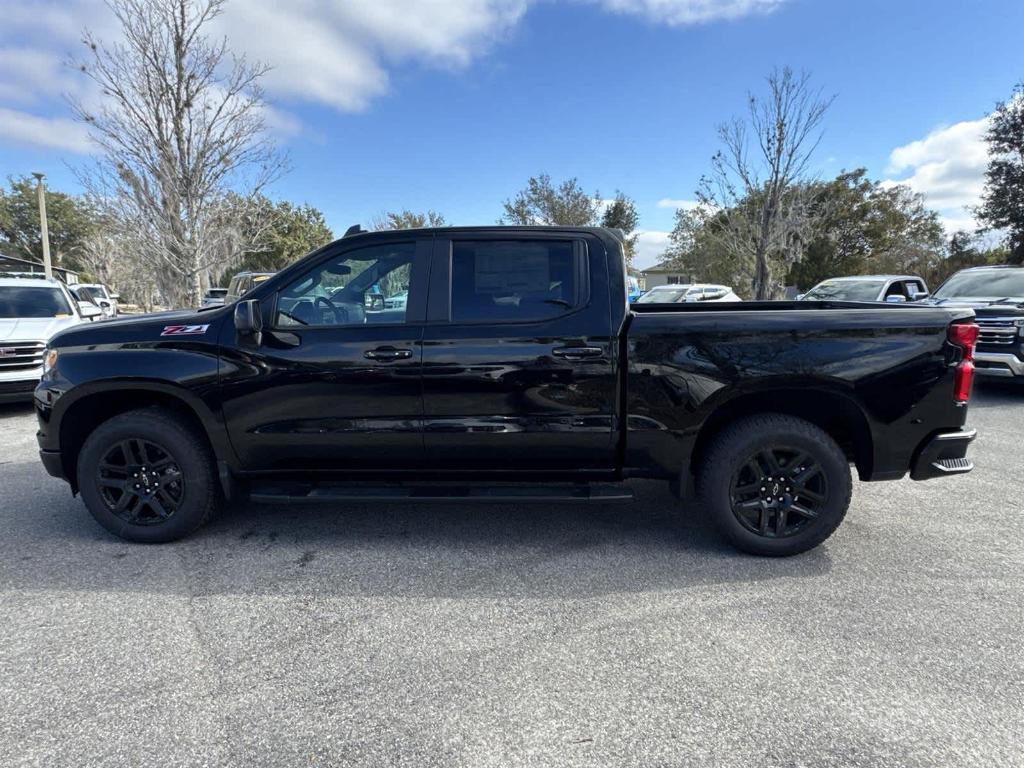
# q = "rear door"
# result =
<box><xmin>420</xmin><ymin>232</ymin><xmax>619</xmax><ymax>474</ymax></box>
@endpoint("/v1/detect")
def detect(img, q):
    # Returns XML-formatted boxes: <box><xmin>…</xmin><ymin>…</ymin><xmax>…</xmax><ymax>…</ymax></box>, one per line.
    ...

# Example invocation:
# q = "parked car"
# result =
<box><xmin>926</xmin><ymin>264</ymin><xmax>1024</xmax><ymax>380</ymax></box>
<box><xmin>36</xmin><ymin>225</ymin><xmax>977</xmax><ymax>557</ymax></box>
<box><xmin>70</xmin><ymin>286</ymin><xmax>110</xmax><ymax>319</ymax></box>
<box><xmin>0</xmin><ymin>276</ymin><xmax>100</xmax><ymax>402</ymax></box>
<box><xmin>383</xmin><ymin>290</ymin><xmax>408</xmax><ymax>310</ymax></box>
<box><xmin>799</xmin><ymin>275</ymin><xmax>929</xmax><ymax>303</ymax></box>
<box><xmin>225</xmin><ymin>271</ymin><xmax>274</xmax><ymax>304</ymax></box>
<box><xmin>200</xmin><ymin>287</ymin><xmax>229</xmax><ymax>308</ymax></box>
<box><xmin>637</xmin><ymin>283</ymin><xmax>741</xmax><ymax>303</ymax></box>
<box><xmin>626</xmin><ymin>275</ymin><xmax>643</xmax><ymax>303</ymax></box>
<box><xmin>74</xmin><ymin>283</ymin><xmax>119</xmax><ymax>317</ymax></box>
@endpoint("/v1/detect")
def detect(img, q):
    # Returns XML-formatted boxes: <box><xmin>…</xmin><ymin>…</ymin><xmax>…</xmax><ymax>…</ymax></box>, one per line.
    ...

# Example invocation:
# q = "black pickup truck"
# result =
<box><xmin>35</xmin><ymin>226</ymin><xmax>979</xmax><ymax>556</ymax></box>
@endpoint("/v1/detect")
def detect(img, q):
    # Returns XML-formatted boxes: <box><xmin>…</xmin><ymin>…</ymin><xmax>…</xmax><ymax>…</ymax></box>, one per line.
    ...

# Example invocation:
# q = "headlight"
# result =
<box><xmin>1015</xmin><ymin>318</ymin><xmax>1024</xmax><ymax>337</ymax></box>
<box><xmin>42</xmin><ymin>348</ymin><xmax>58</xmax><ymax>374</ymax></box>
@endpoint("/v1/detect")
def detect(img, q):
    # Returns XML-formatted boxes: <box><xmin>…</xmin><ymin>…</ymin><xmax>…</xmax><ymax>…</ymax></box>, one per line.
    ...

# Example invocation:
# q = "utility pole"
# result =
<box><xmin>32</xmin><ymin>172</ymin><xmax>53</xmax><ymax>279</ymax></box>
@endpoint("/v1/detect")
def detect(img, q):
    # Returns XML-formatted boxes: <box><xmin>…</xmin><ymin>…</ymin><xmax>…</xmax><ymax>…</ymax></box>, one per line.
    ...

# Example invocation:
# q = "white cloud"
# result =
<box><xmin>0</xmin><ymin>107</ymin><xmax>92</xmax><ymax>152</ymax></box>
<box><xmin>591</xmin><ymin>0</ymin><xmax>785</xmax><ymax>25</ymax></box>
<box><xmin>0</xmin><ymin>0</ymin><xmax>786</xmax><ymax>138</ymax></box>
<box><xmin>656</xmin><ymin>197</ymin><xmax>700</xmax><ymax>210</ymax></box>
<box><xmin>882</xmin><ymin>116</ymin><xmax>990</xmax><ymax>233</ymax></box>
<box><xmin>634</xmin><ymin>229</ymin><xmax>672</xmax><ymax>269</ymax></box>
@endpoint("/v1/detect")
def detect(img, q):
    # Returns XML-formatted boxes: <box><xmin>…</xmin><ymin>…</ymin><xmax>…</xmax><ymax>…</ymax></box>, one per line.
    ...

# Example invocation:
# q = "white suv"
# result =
<box><xmin>637</xmin><ymin>283</ymin><xmax>742</xmax><ymax>303</ymax></box>
<box><xmin>0</xmin><ymin>277</ymin><xmax>100</xmax><ymax>402</ymax></box>
<box><xmin>73</xmin><ymin>283</ymin><xmax>119</xmax><ymax>317</ymax></box>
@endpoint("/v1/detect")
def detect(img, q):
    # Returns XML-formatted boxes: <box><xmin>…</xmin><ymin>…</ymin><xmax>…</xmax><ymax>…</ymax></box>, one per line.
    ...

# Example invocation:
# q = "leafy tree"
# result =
<box><xmin>661</xmin><ymin>206</ymin><xmax>754</xmax><ymax>295</ymax></box>
<box><xmin>500</xmin><ymin>174</ymin><xmax>600</xmax><ymax>226</ymax></box>
<box><xmin>221</xmin><ymin>197</ymin><xmax>333</xmax><ymax>284</ymax></box>
<box><xmin>788</xmin><ymin>170</ymin><xmax>946</xmax><ymax>289</ymax></box>
<box><xmin>939</xmin><ymin>231</ymin><xmax>1009</xmax><ymax>282</ymax></box>
<box><xmin>371</xmin><ymin>210</ymin><xmax>446</xmax><ymax>230</ymax></box>
<box><xmin>0</xmin><ymin>176</ymin><xmax>96</xmax><ymax>271</ymax></box>
<box><xmin>979</xmin><ymin>81</ymin><xmax>1024</xmax><ymax>263</ymax></box>
<box><xmin>600</xmin><ymin>191</ymin><xmax>640</xmax><ymax>265</ymax></box>
<box><xmin>697</xmin><ymin>68</ymin><xmax>834</xmax><ymax>299</ymax></box>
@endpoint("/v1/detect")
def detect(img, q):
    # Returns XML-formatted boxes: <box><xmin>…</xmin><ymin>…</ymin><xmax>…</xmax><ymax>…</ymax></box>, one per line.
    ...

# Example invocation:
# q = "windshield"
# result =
<box><xmin>637</xmin><ymin>286</ymin><xmax>689</xmax><ymax>303</ymax></box>
<box><xmin>76</xmin><ymin>286</ymin><xmax>101</xmax><ymax>303</ymax></box>
<box><xmin>803</xmin><ymin>280</ymin><xmax>885</xmax><ymax>302</ymax></box>
<box><xmin>0</xmin><ymin>286</ymin><xmax>73</xmax><ymax>318</ymax></box>
<box><xmin>933</xmin><ymin>269</ymin><xmax>1024</xmax><ymax>301</ymax></box>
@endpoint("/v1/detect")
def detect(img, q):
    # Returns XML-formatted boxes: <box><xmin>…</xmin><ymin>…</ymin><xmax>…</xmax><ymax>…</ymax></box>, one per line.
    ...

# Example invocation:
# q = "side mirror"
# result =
<box><xmin>909</xmin><ymin>290</ymin><xmax>930</xmax><ymax>301</ymax></box>
<box><xmin>110</xmin><ymin>293</ymin><xmax>120</xmax><ymax>301</ymax></box>
<box><xmin>234</xmin><ymin>299</ymin><xmax>263</xmax><ymax>343</ymax></box>
<box><xmin>885</xmin><ymin>295</ymin><xmax>907</xmax><ymax>303</ymax></box>
<box><xmin>795</xmin><ymin>293</ymin><xmax>805</xmax><ymax>301</ymax></box>
<box><xmin>78</xmin><ymin>301</ymin><xmax>103</xmax><ymax>320</ymax></box>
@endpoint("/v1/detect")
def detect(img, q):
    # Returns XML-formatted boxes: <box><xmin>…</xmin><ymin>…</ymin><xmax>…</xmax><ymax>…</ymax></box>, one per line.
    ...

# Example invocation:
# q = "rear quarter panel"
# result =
<box><xmin>625</xmin><ymin>304</ymin><xmax>972</xmax><ymax>480</ymax></box>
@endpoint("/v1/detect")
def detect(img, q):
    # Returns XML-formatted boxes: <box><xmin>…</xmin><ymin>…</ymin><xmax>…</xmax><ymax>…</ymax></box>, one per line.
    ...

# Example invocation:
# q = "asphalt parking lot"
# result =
<box><xmin>1</xmin><ymin>385</ymin><xmax>1022</xmax><ymax>768</ymax></box>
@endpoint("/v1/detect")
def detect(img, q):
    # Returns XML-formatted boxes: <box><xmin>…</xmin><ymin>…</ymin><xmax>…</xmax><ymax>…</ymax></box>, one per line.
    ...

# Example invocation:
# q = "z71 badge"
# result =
<box><xmin>160</xmin><ymin>324</ymin><xmax>210</xmax><ymax>337</ymax></box>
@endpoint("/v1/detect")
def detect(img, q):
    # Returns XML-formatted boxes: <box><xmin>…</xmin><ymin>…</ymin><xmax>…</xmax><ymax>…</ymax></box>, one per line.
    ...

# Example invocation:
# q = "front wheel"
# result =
<box><xmin>77</xmin><ymin>407</ymin><xmax>221</xmax><ymax>543</ymax></box>
<box><xmin>697</xmin><ymin>414</ymin><xmax>852</xmax><ymax>556</ymax></box>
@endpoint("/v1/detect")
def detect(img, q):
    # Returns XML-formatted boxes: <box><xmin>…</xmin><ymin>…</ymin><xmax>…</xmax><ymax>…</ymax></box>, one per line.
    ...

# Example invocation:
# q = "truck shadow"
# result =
<box><xmin>4</xmin><ymin>462</ymin><xmax>835</xmax><ymax>599</ymax></box>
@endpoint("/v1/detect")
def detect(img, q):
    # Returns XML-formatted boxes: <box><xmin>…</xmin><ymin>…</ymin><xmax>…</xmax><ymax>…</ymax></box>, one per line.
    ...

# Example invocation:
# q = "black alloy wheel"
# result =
<box><xmin>77</xmin><ymin>407</ymin><xmax>221</xmax><ymax>542</ymax></box>
<box><xmin>96</xmin><ymin>438</ymin><xmax>185</xmax><ymax>525</ymax></box>
<box><xmin>697</xmin><ymin>413</ymin><xmax>852</xmax><ymax>556</ymax></box>
<box><xmin>728</xmin><ymin>446</ymin><xmax>828</xmax><ymax>539</ymax></box>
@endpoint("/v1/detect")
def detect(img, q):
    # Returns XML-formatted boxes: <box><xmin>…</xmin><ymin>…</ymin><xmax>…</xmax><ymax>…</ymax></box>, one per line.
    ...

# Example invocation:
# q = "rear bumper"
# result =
<box><xmin>910</xmin><ymin>428</ymin><xmax>977</xmax><ymax>481</ymax></box>
<box><xmin>974</xmin><ymin>351</ymin><xmax>1024</xmax><ymax>378</ymax></box>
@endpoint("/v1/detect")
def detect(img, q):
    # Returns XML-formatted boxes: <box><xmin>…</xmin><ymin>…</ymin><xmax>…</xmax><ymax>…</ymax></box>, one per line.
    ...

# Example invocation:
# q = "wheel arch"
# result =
<box><xmin>690</xmin><ymin>387</ymin><xmax>875</xmax><ymax>481</ymax></box>
<box><xmin>55</xmin><ymin>382</ymin><xmax>230</xmax><ymax>493</ymax></box>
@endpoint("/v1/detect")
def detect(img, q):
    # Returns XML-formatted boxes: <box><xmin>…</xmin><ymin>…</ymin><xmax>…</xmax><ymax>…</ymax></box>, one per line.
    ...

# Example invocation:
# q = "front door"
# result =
<box><xmin>419</xmin><ymin>233</ymin><xmax>619</xmax><ymax>474</ymax></box>
<box><xmin>219</xmin><ymin>237</ymin><xmax>430</xmax><ymax>472</ymax></box>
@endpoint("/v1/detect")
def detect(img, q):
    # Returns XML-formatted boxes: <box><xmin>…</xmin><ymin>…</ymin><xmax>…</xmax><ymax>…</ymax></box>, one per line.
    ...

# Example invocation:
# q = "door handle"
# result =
<box><xmin>551</xmin><ymin>346</ymin><xmax>604</xmax><ymax>360</ymax></box>
<box><xmin>364</xmin><ymin>347</ymin><xmax>413</xmax><ymax>361</ymax></box>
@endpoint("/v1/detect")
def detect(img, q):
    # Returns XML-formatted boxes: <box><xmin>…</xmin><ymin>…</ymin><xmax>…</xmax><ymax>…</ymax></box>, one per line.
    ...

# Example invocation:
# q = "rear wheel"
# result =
<box><xmin>77</xmin><ymin>407</ymin><xmax>220</xmax><ymax>542</ymax></box>
<box><xmin>697</xmin><ymin>414</ymin><xmax>852</xmax><ymax>556</ymax></box>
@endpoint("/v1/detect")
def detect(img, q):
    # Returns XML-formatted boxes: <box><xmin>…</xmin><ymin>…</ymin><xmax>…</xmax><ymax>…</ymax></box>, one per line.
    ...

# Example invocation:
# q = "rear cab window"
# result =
<box><xmin>449</xmin><ymin>240</ymin><xmax>584</xmax><ymax>323</ymax></box>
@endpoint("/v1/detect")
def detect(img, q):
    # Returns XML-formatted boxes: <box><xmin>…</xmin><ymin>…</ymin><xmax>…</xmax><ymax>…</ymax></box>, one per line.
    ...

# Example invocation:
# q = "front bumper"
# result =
<box><xmin>39</xmin><ymin>449</ymin><xmax>64</xmax><ymax>479</ymax></box>
<box><xmin>0</xmin><ymin>378</ymin><xmax>39</xmax><ymax>403</ymax></box>
<box><xmin>910</xmin><ymin>428</ymin><xmax>977</xmax><ymax>481</ymax></box>
<box><xmin>974</xmin><ymin>351</ymin><xmax>1024</xmax><ymax>378</ymax></box>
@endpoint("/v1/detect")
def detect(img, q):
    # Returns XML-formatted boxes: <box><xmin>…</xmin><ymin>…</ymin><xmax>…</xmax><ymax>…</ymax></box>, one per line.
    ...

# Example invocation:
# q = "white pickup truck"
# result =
<box><xmin>0</xmin><ymin>276</ymin><xmax>101</xmax><ymax>402</ymax></box>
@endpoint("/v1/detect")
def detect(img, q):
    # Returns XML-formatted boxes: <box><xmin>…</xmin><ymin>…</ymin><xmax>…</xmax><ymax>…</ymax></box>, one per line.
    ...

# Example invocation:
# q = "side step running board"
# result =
<box><xmin>249</xmin><ymin>481</ymin><xmax>634</xmax><ymax>504</ymax></box>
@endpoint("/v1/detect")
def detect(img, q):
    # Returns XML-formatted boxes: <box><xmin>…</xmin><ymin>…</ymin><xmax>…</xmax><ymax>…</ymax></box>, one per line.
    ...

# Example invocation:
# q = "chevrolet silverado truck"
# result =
<box><xmin>35</xmin><ymin>226</ymin><xmax>979</xmax><ymax>556</ymax></box>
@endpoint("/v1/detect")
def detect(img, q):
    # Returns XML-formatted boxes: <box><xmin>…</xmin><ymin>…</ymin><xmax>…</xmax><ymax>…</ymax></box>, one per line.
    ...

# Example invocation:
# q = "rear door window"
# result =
<box><xmin>450</xmin><ymin>240</ymin><xmax>582</xmax><ymax>323</ymax></box>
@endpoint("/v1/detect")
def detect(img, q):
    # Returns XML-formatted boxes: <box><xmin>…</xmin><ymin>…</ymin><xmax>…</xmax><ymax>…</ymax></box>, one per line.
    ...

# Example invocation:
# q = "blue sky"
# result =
<box><xmin>1</xmin><ymin>0</ymin><xmax>1021</xmax><ymax>268</ymax></box>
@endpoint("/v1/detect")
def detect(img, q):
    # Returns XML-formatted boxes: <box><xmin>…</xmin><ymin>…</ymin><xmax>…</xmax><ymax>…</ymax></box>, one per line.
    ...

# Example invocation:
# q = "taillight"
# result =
<box><xmin>948</xmin><ymin>322</ymin><xmax>979</xmax><ymax>404</ymax></box>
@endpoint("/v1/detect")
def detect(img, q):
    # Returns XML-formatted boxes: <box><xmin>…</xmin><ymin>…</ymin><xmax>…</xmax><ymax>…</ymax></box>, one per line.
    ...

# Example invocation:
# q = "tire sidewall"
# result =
<box><xmin>77</xmin><ymin>413</ymin><xmax>215</xmax><ymax>543</ymax></box>
<box><xmin>702</xmin><ymin>420</ymin><xmax>851</xmax><ymax>556</ymax></box>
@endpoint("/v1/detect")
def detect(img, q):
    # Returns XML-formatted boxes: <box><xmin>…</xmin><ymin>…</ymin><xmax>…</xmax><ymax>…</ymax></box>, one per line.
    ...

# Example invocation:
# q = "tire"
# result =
<box><xmin>77</xmin><ymin>407</ymin><xmax>221</xmax><ymax>543</ymax></box>
<box><xmin>696</xmin><ymin>413</ymin><xmax>852</xmax><ymax>557</ymax></box>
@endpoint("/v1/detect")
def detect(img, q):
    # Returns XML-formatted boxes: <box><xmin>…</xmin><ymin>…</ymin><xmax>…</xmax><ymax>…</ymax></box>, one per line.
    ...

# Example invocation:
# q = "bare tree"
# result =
<box><xmin>697</xmin><ymin>68</ymin><xmax>834</xmax><ymax>299</ymax></box>
<box><xmin>70</xmin><ymin>0</ymin><xmax>284</xmax><ymax>307</ymax></box>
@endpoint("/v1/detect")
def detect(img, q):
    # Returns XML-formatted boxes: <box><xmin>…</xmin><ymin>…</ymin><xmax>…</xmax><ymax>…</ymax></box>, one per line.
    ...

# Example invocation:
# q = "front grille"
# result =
<box><xmin>0</xmin><ymin>341</ymin><xmax>46</xmax><ymax>372</ymax></box>
<box><xmin>976</xmin><ymin>318</ymin><xmax>1020</xmax><ymax>346</ymax></box>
